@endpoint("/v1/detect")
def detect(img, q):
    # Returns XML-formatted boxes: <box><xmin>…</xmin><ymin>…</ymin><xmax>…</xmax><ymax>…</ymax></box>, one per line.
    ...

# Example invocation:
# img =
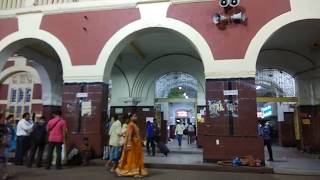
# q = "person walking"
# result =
<box><xmin>45</xmin><ymin>110</ymin><xmax>67</xmax><ymax>170</ymax></box>
<box><xmin>187</xmin><ymin>123</ymin><xmax>195</xmax><ymax>144</ymax></box>
<box><xmin>27</xmin><ymin>115</ymin><xmax>46</xmax><ymax>168</ymax></box>
<box><xmin>146</xmin><ymin>121</ymin><xmax>155</xmax><ymax>156</ymax></box>
<box><xmin>175</xmin><ymin>120</ymin><xmax>185</xmax><ymax>147</ymax></box>
<box><xmin>1</xmin><ymin>114</ymin><xmax>16</xmax><ymax>179</ymax></box>
<box><xmin>15</xmin><ymin>112</ymin><xmax>34</xmax><ymax>165</ymax></box>
<box><xmin>116</xmin><ymin>113</ymin><xmax>148</xmax><ymax>177</ymax></box>
<box><xmin>4</xmin><ymin>115</ymin><xmax>16</xmax><ymax>161</ymax></box>
<box><xmin>260</xmin><ymin>120</ymin><xmax>274</xmax><ymax>161</ymax></box>
<box><xmin>106</xmin><ymin>115</ymin><xmax>122</xmax><ymax>172</ymax></box>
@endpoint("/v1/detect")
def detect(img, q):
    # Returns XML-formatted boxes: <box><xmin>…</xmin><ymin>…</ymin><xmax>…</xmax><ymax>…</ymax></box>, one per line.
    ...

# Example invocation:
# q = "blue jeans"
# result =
<box><xmin>177</xmin><ymin>134</ymin><xmax>183</xmax><ymax>146</ymax></box>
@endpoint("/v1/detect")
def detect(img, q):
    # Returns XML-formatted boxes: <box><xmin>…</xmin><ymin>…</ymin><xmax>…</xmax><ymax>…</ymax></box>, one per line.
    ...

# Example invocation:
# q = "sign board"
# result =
<box><xmin>142</xmin><ymin>108</ymin><xmax>150</xmax><ymax>112</ymax></box>
<box><xmin>177</xmin><ymin>110</ymin><xmax>188</xmax><ymax>118</ymax></box>
<box><xmin>302</xmin><ymin>119</ymin><xmax>311</xmax><ymax>125</ymax></box>
<box><xmin>223</xmin><ymin>90</ymin><xmax>238</xmax><ymax>96</ymax></box>
<box><xmin>146</xmin><ymin>117</ymin><xmax>154</xmax><ymax>123</ymax></box>
<box><xmin>76</xmin><ymin>93</ymin><xmax>88</xmax><ymax>98</ymax></box>
<box><xmin>81</xmin><ymin>101</ymin><xmax>92</xmax><ymax>116</ymax></box>
<box><xmin>262</xmin><ymin>105</ymin><xmax>272</xmax><ymax>118</ymax></box>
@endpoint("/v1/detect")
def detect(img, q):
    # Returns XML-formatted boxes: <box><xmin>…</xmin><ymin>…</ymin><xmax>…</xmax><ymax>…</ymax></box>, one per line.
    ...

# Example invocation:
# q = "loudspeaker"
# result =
<box><xmin>218</xmin><ymin>0</ymin><xmax>230</xmax><ymax>8</ymax></box>
<box><xmin>230</xmin><ymin>12</ymin><xmax>247</xmax><ymax>23</ymax></box>
<box><xmin>229</xmin><ymin>0</ymin><xmax>240</xmax><ymax>7</ymax></box>
<box><xmin>213</xmin><ymin>13</ymin><xmax>228</xmax><ymax>24</ymax></box>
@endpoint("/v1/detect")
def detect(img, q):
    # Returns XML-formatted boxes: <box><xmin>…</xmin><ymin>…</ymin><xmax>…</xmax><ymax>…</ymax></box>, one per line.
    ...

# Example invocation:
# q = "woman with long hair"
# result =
<box><xmin>115</xmin><ymin>113</ymin><xmax>148</xmax><ymax>177</ymax></box>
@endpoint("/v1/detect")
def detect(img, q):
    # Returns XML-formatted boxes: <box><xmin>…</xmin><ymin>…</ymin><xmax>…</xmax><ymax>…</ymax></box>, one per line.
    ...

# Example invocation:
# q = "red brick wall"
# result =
<box><xmin>32</xmin><ymin>84</ymin><xmax>42</xmax><ymax>99</ymax></box>
<box><xmin>167</xmin><ymin>0</ymin><xmax>290</xmax><ymax>60</ymax></box>
<box><xmin>199</xmin><ymin>78</ymin><xmax>264</xmax><ymax>161</ymax></box>
<box><xmin>41</xmin><ymin>8</ymin><xmax>140</xmax><ymax>65</ymax></box>
<box><xmin>0</xmin><ymin>84</ymin><xmax>8</xmax><ymax>100</ymax></box>
<box><xmin>0</xmin><ymin>18</ymin><xmax>18</xmax><ymax>41</ymax></box>
<box><xmin>62</xmin><ymin>83</ymin><xmax>108</xmax><ymax>156</ymax></box>
<box><xmin>1</xmin><ymin>61</ymin><xmax>14</xmax><ymax>71</ymax></box>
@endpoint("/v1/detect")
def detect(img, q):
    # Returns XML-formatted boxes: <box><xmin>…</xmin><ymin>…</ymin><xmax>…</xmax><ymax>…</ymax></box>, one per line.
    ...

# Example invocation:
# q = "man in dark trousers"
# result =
<box><xmin>15</xmin><ymin>112</ymin><xmax>34</xmax><ymax>165</ymax></box>
<box><xmin>260</xmin><ymin>120</ymin><xmax>274</xmax><ymax>161</ymax></box>
<box><xmin>146</xmin><ymin>121</ymin><xmax>155</xmax><ymax>156</ymax></box>
<box><xmin>45</xmin><ymin>110</ymin><xmax>67</xmax><ymax>170</ymax></box>
<box><xmin>27</xmin><ymin>115</ymin><xmax>47</xmax><ymax>168</ymax></box>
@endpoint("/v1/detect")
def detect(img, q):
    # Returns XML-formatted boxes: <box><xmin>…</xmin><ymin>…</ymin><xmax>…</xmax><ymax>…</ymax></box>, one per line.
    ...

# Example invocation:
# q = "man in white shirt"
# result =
<box><xmin>175</xmin><ymin>120</ymin><xmax>185</xmax><ymax>147</ymax></box>
<box><xmin>106</xmin><ymin>115</ymin><xmax>122</xmax><ymax>172</ymax></box>
<box><xmin>15</xmin><ymin>112</ymin><xmax>34</xmax><ymax>165</ymax></box>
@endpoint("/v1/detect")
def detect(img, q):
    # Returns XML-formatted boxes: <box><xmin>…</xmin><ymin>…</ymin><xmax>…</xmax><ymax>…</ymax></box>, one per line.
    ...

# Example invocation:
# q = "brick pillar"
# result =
<box><xmin>62</xmin><ymin>83</ymin><xmax>108</xmax><ymax>157</ymax></box>
<box><xmin>198</xmin><ymin>78</ymin><xmax>264</xmax><ymax>162</ymax></box>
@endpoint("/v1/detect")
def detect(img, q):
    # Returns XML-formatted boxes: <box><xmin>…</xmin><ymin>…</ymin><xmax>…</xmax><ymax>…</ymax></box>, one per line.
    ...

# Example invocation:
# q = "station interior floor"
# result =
<box><xmin>144</xmin><ymin>136</ymin><xmax>320</xmax><ymax>175</ymax></box>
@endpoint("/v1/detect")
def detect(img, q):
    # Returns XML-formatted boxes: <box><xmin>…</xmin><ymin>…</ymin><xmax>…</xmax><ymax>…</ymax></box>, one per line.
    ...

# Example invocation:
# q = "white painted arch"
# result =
<box><xmin>245</xmin><ymin>7</ymin><xmax>320</xmax><ymax>72</ymax></box>
<box><xmin>0</xmin><ymin>57</ymin><xmax>56</xmax><ymax>105</ymax></box>
<box><xmin>0</xmin><ymin>29</ymin><xmax>73</xmax><ymax>80</ymax></box>
<box><xmin>0</xmin><ymin>64</ymin><xmax>41</xmax><ymax>84</ymax></box>
<box><xmin>96</xmin><ymin>18</ymin><xmax>215</xmax><ymax>81</ymax></box>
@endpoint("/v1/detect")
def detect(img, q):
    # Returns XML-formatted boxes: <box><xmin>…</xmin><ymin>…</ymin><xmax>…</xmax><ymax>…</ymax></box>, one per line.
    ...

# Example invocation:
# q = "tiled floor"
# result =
<box><xmin>145</xmin><ymin>139</ymin><xmax>320</xmax><ymax>175</ymax></box>
<box><xmin>145</xmin><ymin>139</ymin><xmax>204</xmax><ymax>165</ymax></box>
<box><xmin>265</xmin><ymin>146</ymin><xmax>320</xmax><ymax>175</ymax></box>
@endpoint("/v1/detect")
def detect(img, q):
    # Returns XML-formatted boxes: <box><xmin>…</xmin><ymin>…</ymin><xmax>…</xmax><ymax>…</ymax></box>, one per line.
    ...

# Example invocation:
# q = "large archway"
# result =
<box><xmin>256</xmin><ymin>19</ymin><xmax>320</xmax><ymax>166</ymax></box>
<box><xmin>0</xmin><ymin>38</ymin><xmax>64</xmax><ymax>120</ymax></box>
<box><xmin>96</xmin><ymin>18</ymin><xmax>214</xmax><ymax>81</ymax></box>
<box><xmin>107</xmin><ymin>26</ymin><xmax>206</xmax><ymax>163</ymax></box>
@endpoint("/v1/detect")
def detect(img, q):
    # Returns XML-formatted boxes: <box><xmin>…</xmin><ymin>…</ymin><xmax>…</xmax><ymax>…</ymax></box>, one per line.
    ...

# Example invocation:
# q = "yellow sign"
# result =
<box><xmin>302</xmin><ymin>119</ymin><xmax>311</xmax><ymax>125</ymax></box>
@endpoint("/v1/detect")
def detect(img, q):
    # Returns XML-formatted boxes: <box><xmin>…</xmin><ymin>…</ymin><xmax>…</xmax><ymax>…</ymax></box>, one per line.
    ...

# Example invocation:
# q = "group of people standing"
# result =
<box><xmin>0</xmin><ymin>110</ymin><xmax>67</xmax><ymax>179</ymax></box>
<box><xmin>106</xmin><ymin>113</ymin><xmax>148</xmax><ymax>177</ymax></box>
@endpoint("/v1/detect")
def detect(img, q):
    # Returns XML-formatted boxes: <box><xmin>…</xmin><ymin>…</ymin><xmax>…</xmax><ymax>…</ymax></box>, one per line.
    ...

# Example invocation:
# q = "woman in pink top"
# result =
<box><xmin>45</xmin><ymin>110</ymin><xmax>67</xmax><ymax>170</ymax></box>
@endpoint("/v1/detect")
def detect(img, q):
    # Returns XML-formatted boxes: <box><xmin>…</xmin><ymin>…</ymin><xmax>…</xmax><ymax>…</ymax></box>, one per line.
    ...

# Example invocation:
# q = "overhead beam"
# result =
<box><xmin>256</xmin><ymin>97</ymin><xmax>298</xmax><ymax>102</ymax></box>
<box><xmin>129</xmin><ymin>42</ymin><xmax>145</xmax><ymax>61</ymax></box>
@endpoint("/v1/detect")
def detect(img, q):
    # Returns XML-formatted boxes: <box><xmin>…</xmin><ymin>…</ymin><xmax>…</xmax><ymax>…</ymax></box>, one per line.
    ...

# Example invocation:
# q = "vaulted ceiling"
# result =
<box><xmin>257</xmin><ymin>19</ymin><xmax>320</xmax><ymax>78</ymax></box>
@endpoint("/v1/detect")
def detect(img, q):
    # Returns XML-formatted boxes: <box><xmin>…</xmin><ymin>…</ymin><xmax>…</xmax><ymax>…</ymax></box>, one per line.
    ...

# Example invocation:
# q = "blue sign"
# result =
<box><xmin>262</xmin><ymin>105</ymin><xmax>272</xmax><ymax>118</ymax></box>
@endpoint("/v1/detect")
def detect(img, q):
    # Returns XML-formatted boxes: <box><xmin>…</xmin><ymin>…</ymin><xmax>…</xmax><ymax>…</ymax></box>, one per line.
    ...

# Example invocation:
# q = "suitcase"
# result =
<box><xmin>157</xmin><ymin>142</ymin><xmax>169</xmax><ymax>156</ymax></box>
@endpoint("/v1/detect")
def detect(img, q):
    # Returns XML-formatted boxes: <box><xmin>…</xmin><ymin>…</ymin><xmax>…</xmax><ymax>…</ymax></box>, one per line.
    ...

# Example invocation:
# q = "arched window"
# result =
<box><xmin>7</xmin><ymin>72</ymin><xmax>34</xmax><ymax>119</ymax></box>
<box><xmin>256</xmin><ymin>69</ymin><xmax>296</xmax><ymax>97</ymax></box>
<box><xmin>155</xmin><ymin>72</ymin><xmax>198</xmax><ymax>99</ymax></box>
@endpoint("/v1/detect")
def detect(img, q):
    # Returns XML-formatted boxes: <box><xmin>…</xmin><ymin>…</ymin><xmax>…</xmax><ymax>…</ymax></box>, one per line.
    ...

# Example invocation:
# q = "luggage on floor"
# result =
<box><xmin>157</xmin><ymin>142</ymin><xmax>169</xmax><ymax>156</ymax></box>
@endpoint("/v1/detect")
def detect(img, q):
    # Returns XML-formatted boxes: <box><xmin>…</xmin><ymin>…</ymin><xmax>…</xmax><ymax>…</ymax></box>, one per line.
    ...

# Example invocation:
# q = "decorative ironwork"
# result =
<box><xmin>256</xmin><ymin>69</ymin><xmax>296</xmax><ymax>97</ymax></box>
<box><xmin>155</xmin><ymin>72</ymin><xmax>198</xmax><ymax>99</ymax></box>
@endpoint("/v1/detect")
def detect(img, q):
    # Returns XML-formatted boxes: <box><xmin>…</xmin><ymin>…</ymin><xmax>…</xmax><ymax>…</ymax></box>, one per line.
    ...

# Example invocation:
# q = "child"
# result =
<box><xmin>80</xmin><ymin>137</ymin><xmax>92</xmax><ymax>166</ymax></box>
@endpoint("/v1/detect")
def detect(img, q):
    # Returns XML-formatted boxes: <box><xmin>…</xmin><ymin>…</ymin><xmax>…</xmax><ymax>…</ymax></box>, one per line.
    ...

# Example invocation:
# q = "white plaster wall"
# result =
<box><xmin>296</xmin><ymin>76</ymin><xmax>320</xmax><ymax>105</ymax></box>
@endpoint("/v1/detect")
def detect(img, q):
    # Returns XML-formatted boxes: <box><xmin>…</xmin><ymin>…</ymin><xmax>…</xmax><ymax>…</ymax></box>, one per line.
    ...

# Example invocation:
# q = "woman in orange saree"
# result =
<box><xmin>115</xmin><ymin>114</ymin><xmax>148</xmax><ymax>177</ymax></box>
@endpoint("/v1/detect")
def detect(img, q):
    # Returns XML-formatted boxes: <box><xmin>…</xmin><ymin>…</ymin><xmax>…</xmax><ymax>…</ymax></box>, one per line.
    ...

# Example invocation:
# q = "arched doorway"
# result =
<box><xmin>0</xmin><ymin>38</ymin><xmax>64</xmax><ymax>121</ymax></box>
<box><xmin>256</xmin><ymin>19</ymin><xmax>320</xmax><ymax>166</ymax></box>
<box><xmin>107</xmin><ymin>27</ymin><xmax>206</xmax><ymax>163</ymax></box>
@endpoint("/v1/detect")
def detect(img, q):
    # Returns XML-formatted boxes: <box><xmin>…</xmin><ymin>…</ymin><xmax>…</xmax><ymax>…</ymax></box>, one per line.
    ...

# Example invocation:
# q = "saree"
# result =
<box><xmin>116</xmin><ymin>122</ymin><xmax>148</xmax><ymax>177</ymax></box>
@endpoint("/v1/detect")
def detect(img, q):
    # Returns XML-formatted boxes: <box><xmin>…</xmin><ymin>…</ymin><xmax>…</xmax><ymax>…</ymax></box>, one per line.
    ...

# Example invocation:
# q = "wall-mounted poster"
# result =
<box><xmin>208</xmin><ymin>100</ymin><xmax>225</xmax><ymax>118</ymax></box>
<box><xmin>146</xmin><ymin>117</ymin><xmax>154</xmax><ymax>123</ymax></box>
<box><xmin>81</xmin><ymin>101</ymin><xmax>92</xmax><ymax>116</ymax></box>
<box><xmin>224</xmin><ymin>99</ymin><xmax>239</xmax><ymax>118</ymax></box>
